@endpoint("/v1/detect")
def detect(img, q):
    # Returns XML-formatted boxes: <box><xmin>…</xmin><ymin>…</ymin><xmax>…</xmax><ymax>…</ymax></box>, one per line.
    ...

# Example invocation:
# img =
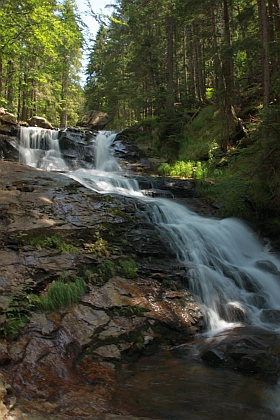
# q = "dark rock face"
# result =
<box><xmin>0</xmin><ymin>134</ymin><xmax>19</xmax><ymax>161</ymax></box>
<box><xmin>58</xmin><ymin>127</ymin><xmax>96</xmax><ymax>169</ymax></box>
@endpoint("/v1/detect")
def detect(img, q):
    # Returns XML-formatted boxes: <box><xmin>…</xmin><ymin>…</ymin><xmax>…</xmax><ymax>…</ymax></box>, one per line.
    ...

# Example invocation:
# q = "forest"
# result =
<box><xmin>1</xmin><ymin>0</ymin><xmax>280</xmax><ymax>243</ymax></box>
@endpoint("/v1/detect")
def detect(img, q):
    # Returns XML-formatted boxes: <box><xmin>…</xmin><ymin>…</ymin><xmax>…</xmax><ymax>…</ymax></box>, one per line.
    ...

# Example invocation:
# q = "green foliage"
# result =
<box><xmin>158</xmin><ymin>162</ymin><xmax>171</xmax><ymax>176</ymax></box>
<box><xmin>39</xmin><ymin>277</ymin><xmax>86</xmax><ymax>311</ymax></box>
<box><xmin>116</xmin><ymin>258</ymin><xmax>138</xmax><ymax>279</ymax></box>
<box><xmin>179</xmin><ymin>106</ymin><xmax>221</xmax><ymax>162</ymax></box>
<box><xmin>0</xmin><ymin>296</ymin><xmax>34</xmax><ymax>339</ymax></box>
<box><xmin>97</xmin><ymin>260</ymin><xmax>116</xmax><ymax>283</ymax></box>
<box><xmin>158</xmin><ymin>160</ymin><xmax>208</xmax><ymax>179</ymax></box>
<box><xmin>85</xmin><ymin>232</ymin><xmax>111</xmax><ymax>258</ymax></box>
<box><xmin>30</xmin><ymin>235</ymin><xmax>79</xmax><ymax>253</ymax></box>
<box><xmin>83</xmin><ymin>256</ymin><xmax>138</xmax><ymax>285</ymax></box>
<box><xmin>0</xmin><ymin>0</ymin><xmax>84</xmax><ymax>126</ymax></box>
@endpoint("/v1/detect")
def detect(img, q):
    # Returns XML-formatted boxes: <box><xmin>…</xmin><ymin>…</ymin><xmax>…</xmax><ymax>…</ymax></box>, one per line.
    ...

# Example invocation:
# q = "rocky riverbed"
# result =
<box><xmin>0</xmin><ymin>131</ymin><xmax>280</xmax><ymax>419</ymax></box>
<box><xmin>0</xmin><ymin>160</ymin><xmax>209</xmax><ymax>419</ymax></box>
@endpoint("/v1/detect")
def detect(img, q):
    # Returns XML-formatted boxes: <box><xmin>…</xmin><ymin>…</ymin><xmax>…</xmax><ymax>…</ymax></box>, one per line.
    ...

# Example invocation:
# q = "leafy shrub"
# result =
<box><xmin>158</xmin><ymin>162</ymin><xmax>171</xmax><ymax>176</ymax></box>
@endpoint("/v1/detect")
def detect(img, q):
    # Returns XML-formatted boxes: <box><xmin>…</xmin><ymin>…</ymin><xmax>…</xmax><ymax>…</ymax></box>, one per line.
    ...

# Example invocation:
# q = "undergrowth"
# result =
<box><xmin>34</xmin><ymin>277</ymin><xmax>87</xmax><ymax>311</ymax></box>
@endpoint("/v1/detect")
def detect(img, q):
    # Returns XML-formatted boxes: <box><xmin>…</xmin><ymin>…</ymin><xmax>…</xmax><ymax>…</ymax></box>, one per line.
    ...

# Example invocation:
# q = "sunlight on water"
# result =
<box><xmin>19</xmin><ymin>128</ymin><xmax>280</xmax><ymax>333</ymax></box>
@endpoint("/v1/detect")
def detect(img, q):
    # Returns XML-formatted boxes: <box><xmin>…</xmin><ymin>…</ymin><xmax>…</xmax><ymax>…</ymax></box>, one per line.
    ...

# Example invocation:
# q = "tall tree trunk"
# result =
<box><xmin>188</xmin><ymin>27</ymin><xmax>196</xmax><ymax>102</ymax></box>
<box><xmin>166</xmin><ymin>11</ymin><xmax>174</xmax><ymax>110</ymax></box>
<box><xmin>258</xmin><ymin>0</ymin><xmax>270</xmax><ymax>108</ymax></box>
<box><xmin>211</xmin><ymin>5</ymin><xmax>221</xmax><ymax>93</ymax></box>
<box><xmin>0</xmin><ymin>55</ymin><xmax>3</xmax><ymax>100</ymax></box>
<box><xmin>60</xmin><ymin>72</ymin><xmax>68</xmax><ymax>129</ymax></box>
<box><xmin>7</xmin><ymin>60</ymin><xmax>13</xmax><ymax>109</ymax></box>
<box><xmin>182</xmin><ymin>27</ymin><xmax>188</xmax><ymax>102</ymax></box>
<box><xmin>220</xmin><ymin>0</ymin><xmax>235</xmax><ymax>152</ymax></box>
<box><xmin>194</xmin><ymin>33</ymin><xmax>206</xmax><ymax>103</ymax></box>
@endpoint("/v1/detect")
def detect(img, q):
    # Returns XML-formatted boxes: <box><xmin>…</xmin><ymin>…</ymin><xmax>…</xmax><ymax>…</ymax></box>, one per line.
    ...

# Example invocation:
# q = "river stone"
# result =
<box><xmin>196</xmin><ymin>326</ymin><xmax>280</xmax><ymax>376</ymax></box>
<box><xmin>260</xmin><ymin>309</ymin><xmax>280</xmax><ymax>323</ymax></box>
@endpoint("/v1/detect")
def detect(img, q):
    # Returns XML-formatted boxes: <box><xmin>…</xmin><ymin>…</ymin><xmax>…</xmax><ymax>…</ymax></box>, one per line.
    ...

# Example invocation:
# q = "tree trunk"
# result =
<box><xmin>60</xmin><ymin>72</ymin><xmax>68</xmax><ymax>129</ymax></box>
<box><xmin>166</xmin><ymin>11</ymin><xmax>174</xmax><ymax>110</ymax></box>
<box><xmin>220</xmin><ymin>0</ymin><xmax>235</xmax><ymax>152</ymax></box>
<box><xmin>257</xmin><ymin>0</ymin><xmax>270</xmax><ymax>108</ymax></box>
<box><xmin>188</xmin><ymin>27</ymin><xmax>196</xmax><ymax>102</ymax></box>
<box><xmin>211</xmin><ymin>5</ymin><xmax>221</xmax><ymax>93</ymax></box>
<box><xmin>0</xmin><ymin>55</ymin><xmax>2</xmax><ymax>100</ymax></box>
<box><xmin>7</xmin><ymin>60</ymin><xmax>13</xmax><ymax>109</ymax></box>
<box><xmin>182</xmin><ymin>27</ymin><xmax>188</xmax><ymax>102</ymax></box>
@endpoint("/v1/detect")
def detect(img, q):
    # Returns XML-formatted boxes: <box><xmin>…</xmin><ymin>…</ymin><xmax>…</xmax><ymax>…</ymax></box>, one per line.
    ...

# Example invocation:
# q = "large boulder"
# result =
<box><xmin>27</xmin><ymin>115</ymin><xmax>53</xmax><ymax>129</ymax></box>
<box><xmin>0</xmin><ymin>107</ymin><xmax>17</xmax><ymax>125</ymax></box>
<box><xmin>0</xmin><ymin>108</ymin><xmax>18</xmax><ymax>135</ymax></box>
<box><xmin>77</xmin><ymin>110</ymin><xmax>112</xmax><ymax>130</ymax></box>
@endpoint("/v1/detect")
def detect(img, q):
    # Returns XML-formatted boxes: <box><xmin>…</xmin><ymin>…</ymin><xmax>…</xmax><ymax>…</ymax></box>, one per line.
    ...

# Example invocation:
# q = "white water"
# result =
<box><xmin>19</xmin><ymin>128</ymin><xmax>280</xmax><ymax>332</ymax></box>
<box><xmin>19</xmin><ymin>126</ymin><xmax>68</xmax><ymax>171</ymax></box>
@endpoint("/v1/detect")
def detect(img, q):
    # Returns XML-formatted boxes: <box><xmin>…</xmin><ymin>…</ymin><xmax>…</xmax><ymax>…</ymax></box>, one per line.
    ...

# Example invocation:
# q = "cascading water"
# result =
<box><xmin>19</xmin><ymin>127</ymin><xmax>280</xmax><ymax>333</ymax></box>
<box><xmin>19</xmin><ymin>126</ymin><xmax>68</xmax><ymax>171</ymax></box>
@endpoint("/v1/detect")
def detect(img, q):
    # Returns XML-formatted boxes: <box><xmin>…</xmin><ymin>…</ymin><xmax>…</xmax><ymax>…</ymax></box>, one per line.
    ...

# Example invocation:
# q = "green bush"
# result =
<box><xmin>39</xmin><ymin>277</ymin><xmax>86</xmax><ymax>310</ymax></box>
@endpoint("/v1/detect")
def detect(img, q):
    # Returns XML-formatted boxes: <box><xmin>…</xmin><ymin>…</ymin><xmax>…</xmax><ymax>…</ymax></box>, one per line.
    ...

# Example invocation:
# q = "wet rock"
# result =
<box><xmin>62</xmin><ymin>305</ymin><xmax>110</xmax><ymax>346</ymax></box>
<box><xmin>176</xmin><ymin>326</ymin><xmax>280</xmax><ymax>377</ymax></box>
<box><xmin>0</xmin><ymin>160</ymin><xmax>205</xmax><ymax>419</ymax></box>
<box><xmin>260</xmin><ymin>309</ymin><xmax>280</xmax><ymax>324</ymax></box>
<box><xmin>93</xmin><ymin>344</ymin><xmax>121</xmax><ymax>359</ymax></box>
<box><xmin>0</xmin><ymin>133</ymin><xmax>19</xmax><ymax>160</ymax></box>
<box><xmin>58</xmin><ymin>127</ymin><xmax>96</xmax><ymax>169</ymax></box>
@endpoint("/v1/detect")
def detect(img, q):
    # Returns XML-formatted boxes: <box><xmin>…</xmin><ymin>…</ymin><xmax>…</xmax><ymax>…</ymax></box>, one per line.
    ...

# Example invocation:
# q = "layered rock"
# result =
<box><xmin>0</xmin><ymin>160</ymin><xmax>204</xmax><ymax>419</ymax></box>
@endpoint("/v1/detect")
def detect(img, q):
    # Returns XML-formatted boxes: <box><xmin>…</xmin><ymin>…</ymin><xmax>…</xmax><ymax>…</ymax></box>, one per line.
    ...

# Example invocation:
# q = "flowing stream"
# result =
<box><xmin>18</xmin><ymin>127</ymin><xmax>280</xmax><ymax>331</ymax></box>
<box><xmin>18</xmin><ymin>127</ymin><xmax>280</xmax><ymax>418</ymax></box>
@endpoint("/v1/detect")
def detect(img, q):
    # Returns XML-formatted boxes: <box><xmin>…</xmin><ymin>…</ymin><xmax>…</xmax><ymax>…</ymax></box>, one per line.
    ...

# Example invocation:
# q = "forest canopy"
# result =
<box><xmin>0</xmin><ymin>0</ymin><xmax>84</xmax><ymax>127</ymax></box>
<box><xmin>85</xmin><ymin>0</ymin><xmax>280</xmax><ymax>132</ymax></box>
<box><xmin>1</xmin><ymin>0</ymin><xmax>279</xmax><ymax>132</ymax></box>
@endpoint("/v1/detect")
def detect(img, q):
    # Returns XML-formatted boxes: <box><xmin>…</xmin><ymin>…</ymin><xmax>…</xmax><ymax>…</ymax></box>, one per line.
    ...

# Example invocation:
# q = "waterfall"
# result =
<box><xmin>147</xmin><ymin>198</ymin><xmax>280</xmax><ymax>330</ymax></box>
<box><xmin>19</xmin><ymin>128</ymin><xmax>280</xmax><ymax>332</ymax></box>
<box><xmin>19</xmin><ymin>126</ymin><xmax>68</xmax><ymax>171</ymax></box>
